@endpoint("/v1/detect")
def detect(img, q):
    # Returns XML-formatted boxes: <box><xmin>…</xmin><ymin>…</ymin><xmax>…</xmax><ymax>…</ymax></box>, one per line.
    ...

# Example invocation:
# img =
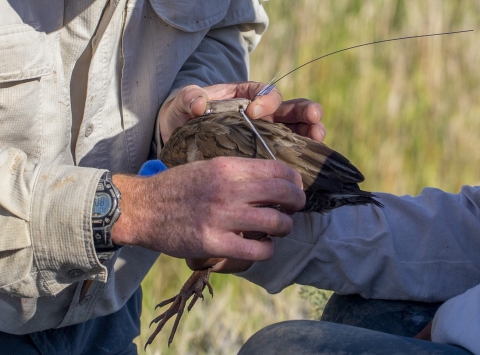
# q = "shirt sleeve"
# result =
<box><xmin>0</xmin><ymin>148</ymin><xmax>106</xmax><ymax>298</ymax></box>
<box><xmin>169</xmin><ymin>0</ymin><xmax>268</xmax><ymax>91</ymax></box>
<box><xmin>431</xmin><ymin>284</ymin><xmax>480</xmax><ymax>353</ymax></box>
<box><xmin>239</xmin><ymin>186</ymin><xmax>480</xmax><ymax>302</ymax></box>
<box><xmin>154</xmin><ymin>0</ymin><xmax>269</xmax><ymax>148</ymax></box>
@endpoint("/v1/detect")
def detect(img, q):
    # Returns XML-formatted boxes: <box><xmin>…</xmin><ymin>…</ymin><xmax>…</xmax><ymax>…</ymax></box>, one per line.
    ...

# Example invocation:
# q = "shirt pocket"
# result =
<box><xmin>148</xmin><ymin>0</ymin><xmax>231</xmax><ymax>32</ymax></box>
<box><xmin>0</xmin><ymin>24</ymin><xmax>53</xmax><ymax>157</ymax></box>
<box><xmin>0</xmin><ymin>24</ymin><xmax>53</xmax><ymax>82</ymax></box>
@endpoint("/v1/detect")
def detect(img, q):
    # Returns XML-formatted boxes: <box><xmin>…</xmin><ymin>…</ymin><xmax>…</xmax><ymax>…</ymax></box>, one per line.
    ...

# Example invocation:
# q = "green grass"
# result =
<box><xmin>136</xmin><ymin>1</ymin><xmax>480</xmax><ymax>353</ymax></box>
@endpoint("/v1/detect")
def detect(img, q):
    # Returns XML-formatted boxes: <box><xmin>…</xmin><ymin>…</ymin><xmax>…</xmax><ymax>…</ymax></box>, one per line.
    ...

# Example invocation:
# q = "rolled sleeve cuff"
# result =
<box><xmin>27</xmin><ymin>164</ymin><xmax>106</xmax><ymax>296</ymax></box>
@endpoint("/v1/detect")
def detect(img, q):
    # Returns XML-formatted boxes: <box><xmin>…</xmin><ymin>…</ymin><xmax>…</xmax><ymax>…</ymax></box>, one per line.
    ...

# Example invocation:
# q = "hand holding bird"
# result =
<box><xmin>145</xmin><ymin>107</ymin><xmax>382</xmax><ymax>348</ymax></box>
<box><xmin>157</xmin><ymin>83</ymin><xmax>325</xmax><ymax>144</ymax></box>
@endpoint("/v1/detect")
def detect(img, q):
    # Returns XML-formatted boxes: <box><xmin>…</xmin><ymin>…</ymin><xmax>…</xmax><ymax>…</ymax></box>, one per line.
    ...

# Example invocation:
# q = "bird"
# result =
<box><xmin>145</xmin><ymin>109</ymin><xmax>383</xmax><ymax>348</ymax></box>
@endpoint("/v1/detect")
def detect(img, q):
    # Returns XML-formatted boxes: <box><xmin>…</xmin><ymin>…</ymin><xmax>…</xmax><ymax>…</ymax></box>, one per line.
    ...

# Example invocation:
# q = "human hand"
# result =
<box><xmin>111</xmin><ymin>157</ymin><xmax>305</xmax><ymax>261</ymax></box>
<box><xmin>270</xmin><ymin>98</ymin><xmax>325</xmax><ymax>143</ymax></box>
<box><xmin>185</xmin><ymin>231</ymin><xmax>267</xmax><ymax>274</ymax></box>
<box><xmin>158</xmin><ymin>82</ymin><xmax>325</xmax><ymax>143</ymax></box>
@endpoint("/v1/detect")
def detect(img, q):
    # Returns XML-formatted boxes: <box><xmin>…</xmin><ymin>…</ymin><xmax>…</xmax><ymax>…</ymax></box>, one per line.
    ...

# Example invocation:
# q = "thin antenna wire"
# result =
<box><xmin>239</xmin><ymin>109</ymin><xmax>277</xmax><ymax>160</ymax></box>
<box><xmin>256</xmin><ymin>69</ymin><xmax>283</xmax><ymax>97</ymax></box>
<box><xmin>268</xmin><ymin>30</ymin><xmax>473</xmax><ymax>88</ymax></box>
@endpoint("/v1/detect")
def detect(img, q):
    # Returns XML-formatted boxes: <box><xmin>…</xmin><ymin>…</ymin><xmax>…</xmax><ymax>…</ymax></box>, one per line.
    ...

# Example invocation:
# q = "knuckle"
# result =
<box><xmin>209</xmin><ymin>157</ymin><xmax>237</xmax><ymax>181</ymax></box>
<box><xmin>268</xmin><ymin>212</ymin><xmax>292</xmax><ymax>236</ymax></box>
<box><xmin>264</xmin><ymin>210</ymin><xmax>285</xmax><ymax>232</ymax></box>
<box><xmin>271</xmin><ymin>178</ymin><xmax>288</xmax><ymax>199</ymax></box>
<box><xmin>270</xmin><ymin>160</ymin><xmax>284</xmax><ymax>178</ymax></box>
<box><xmin>243</xmin><ymin>242</ymin><xmax>258</xmax><ymax>260</ymax></box>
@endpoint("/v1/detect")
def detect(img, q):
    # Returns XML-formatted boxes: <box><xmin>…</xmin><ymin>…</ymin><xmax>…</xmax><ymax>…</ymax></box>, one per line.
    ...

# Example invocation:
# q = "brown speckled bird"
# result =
<box><xmin>145</xmin><ymin>110</ymin><xmax>382</xmax><ymax>348</ymax></box>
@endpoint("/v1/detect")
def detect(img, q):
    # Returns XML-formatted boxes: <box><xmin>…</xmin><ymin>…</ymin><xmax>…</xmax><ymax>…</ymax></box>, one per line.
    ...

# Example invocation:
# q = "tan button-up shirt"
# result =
<box><xmin>0</xmin><ymin>0</ymin><xmax>268</xmax><ymax>334</ymax></box>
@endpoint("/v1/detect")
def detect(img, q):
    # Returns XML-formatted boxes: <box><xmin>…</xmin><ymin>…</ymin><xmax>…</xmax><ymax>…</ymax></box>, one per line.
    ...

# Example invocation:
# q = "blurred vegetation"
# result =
<box><xmin>135</xmin><ymin>1</ymin><xmax>480</xmax><ymax>354</ymax></box>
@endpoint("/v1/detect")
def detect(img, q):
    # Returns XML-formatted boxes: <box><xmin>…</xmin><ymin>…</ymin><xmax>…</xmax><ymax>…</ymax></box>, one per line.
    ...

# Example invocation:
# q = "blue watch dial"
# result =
<box><xmin>92</xmin><ymin>192</ymin><xmax>112</xmax><ymax>218</ymax></box>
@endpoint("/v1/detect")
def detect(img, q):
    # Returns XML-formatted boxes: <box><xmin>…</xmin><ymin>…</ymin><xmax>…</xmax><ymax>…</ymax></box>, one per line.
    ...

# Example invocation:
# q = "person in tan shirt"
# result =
<box><xmin>0</xmin><ymin>1</ymin><xmax>324</xmax><ymax>353</ymax></box>
<box><xmin>3</xmin><ymin>2</ymin><xmax>480</xmax><ymax>355</ymax></box>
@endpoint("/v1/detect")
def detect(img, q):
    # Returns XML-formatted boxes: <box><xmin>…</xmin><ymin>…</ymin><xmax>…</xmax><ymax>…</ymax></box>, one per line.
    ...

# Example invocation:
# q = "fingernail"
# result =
<box><xmin>319</xmin><ymin>128</ymin><xmax>326</xmax><ymax>142</ymax></box>
<box><xmin>189</xmin><ymin>95</ymin><xmax>205</xmax><ymax>114</ymax></box>
<box><xmin>253</xmin><ymin>105</ymin><xmax>263</xmax><ymax>118</ymax></box>
<box><xmin>189</xmin><ymin>96</ymin><xmax>202</xmax><ymax>109</ymax></box>
<box><xmin>314</xmin><ymin>107</ymin><xmax>321</xmax><ymax>123</ymax></box>
<box><xmin>320</xmin><ymin>123</ymin><xmax>326</xmax><ymax>138</ymax></box>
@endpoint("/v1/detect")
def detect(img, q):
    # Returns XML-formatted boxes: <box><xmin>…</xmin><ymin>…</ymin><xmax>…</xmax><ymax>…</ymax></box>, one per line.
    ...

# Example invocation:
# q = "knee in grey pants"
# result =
<box><xmin>238</xmin><ymin>320</ymin><xmax>472</xmax><ymax>355</ymax></box>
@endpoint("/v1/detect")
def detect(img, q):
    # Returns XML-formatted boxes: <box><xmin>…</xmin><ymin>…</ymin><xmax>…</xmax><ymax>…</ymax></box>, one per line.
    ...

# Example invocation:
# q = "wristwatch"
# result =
<box><xmin>92</xmin><ymin>171</ymin><xmax>122</xmax><ymax>260</ymax></box>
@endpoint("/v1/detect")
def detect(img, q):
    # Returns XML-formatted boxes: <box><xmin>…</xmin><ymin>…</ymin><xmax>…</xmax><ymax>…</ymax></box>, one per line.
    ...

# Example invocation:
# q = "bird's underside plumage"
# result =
<box><xmin>146</xmin><ymin>111</ymin><xmax>382</xmax><ymax>349</ymax></box>
<box><xmin>160</xmin><ymin>111</ymin><xmax>382</xmax><ymax>213</ymax></box>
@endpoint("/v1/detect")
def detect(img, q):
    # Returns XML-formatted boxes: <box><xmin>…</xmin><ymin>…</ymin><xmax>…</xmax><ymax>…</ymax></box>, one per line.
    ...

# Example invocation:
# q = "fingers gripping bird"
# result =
<box><xmin>145</xmin><ymin>109</ymin><xmax>383</xmax><ymax>348</ymax></box>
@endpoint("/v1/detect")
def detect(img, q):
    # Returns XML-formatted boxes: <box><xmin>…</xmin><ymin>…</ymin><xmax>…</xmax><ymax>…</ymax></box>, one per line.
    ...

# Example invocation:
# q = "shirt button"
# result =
<box><xmin>80</xmin><ymin>295</ymin><xmax>92</xmax><ymax>305</ymax></box>
<box><xmin>68</xmin><ymin>269</ymin><xmax>85</xmax><ymax>278</ymax></box>
<box><xmin>85</xmin><ymin>123</ymin><xmax>94</xmax><ymax>137</ymax></box>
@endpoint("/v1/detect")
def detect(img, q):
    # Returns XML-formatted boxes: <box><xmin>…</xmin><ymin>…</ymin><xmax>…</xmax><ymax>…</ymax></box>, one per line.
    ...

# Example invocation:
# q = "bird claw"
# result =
<box><xmin>145</xmin><ymin>268</ymin><xmax>213</xmax><ymax>349</ymax></box>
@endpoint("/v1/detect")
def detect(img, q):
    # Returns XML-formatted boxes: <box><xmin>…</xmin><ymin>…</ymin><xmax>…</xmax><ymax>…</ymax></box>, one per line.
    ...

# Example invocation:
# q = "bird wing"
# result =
<box><xmin>160</xmin><ymin>111</ymin><xmax>366</xmax><ymax>190</ymax></box>
<box><xmin>160</xmin><ymin>112</ymin><xmax>382</xmax><ymax>212</ymax></box>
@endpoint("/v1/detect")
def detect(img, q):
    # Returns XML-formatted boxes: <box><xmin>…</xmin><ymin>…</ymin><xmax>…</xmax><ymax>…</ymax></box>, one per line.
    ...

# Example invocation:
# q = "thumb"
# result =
<box><xmin>167</xmin><ymin>85</ymin><xmax>209</xmax><ymax>122</ymax></box>
<box><xmin>160</xmin><ymin>85</ymin><xmax>208</xmax><ymax>142</ymax></box>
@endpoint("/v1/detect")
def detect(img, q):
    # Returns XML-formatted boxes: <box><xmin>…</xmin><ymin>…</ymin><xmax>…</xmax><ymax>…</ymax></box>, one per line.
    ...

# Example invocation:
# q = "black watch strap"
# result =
<box><xmin>92</xmin><ymin>172</ymin><xmax>122</xmax><ymax>260</ymax></box>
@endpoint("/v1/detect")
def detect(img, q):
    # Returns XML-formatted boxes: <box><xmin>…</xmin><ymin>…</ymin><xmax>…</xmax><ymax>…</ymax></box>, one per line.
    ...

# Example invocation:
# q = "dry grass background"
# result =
<box><xmin>135</xmin><ymin>1</ymin><xmax>480</xmax><ymax>353</ymax></box>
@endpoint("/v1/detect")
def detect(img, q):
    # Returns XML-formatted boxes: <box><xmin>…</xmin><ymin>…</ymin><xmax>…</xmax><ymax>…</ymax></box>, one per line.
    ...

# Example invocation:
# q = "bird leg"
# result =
<box><xmin>145</xmin><ymin>268</ymin><xmax>213</xmax><ymax>349</ymax></box>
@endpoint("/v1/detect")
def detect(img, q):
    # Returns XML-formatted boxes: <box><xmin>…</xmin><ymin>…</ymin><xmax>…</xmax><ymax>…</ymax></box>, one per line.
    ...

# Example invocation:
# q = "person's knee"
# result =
<box><xmin>239</xmin><ymin>320</ymin><xmax>335</xmax><ymax>355</ymax></box>
<box><xmin>238</xmin><ymin>319</ymin><xmax>473</xmax><ymax>355</ymax></box>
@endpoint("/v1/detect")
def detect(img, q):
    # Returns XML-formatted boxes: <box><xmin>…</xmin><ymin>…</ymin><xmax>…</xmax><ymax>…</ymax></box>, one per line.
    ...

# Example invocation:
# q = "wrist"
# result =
<box><xmin>110</xmin><ymin>174</ymin><xmax>142</xmax><ymax>246</ymax></box>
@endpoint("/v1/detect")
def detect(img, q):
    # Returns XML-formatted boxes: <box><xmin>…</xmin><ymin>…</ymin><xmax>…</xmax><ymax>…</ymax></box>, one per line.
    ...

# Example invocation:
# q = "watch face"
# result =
<box><xmin>93</xmin><ymin>192</ymin><xmax>112</xmax><ymax>218</ymax></box>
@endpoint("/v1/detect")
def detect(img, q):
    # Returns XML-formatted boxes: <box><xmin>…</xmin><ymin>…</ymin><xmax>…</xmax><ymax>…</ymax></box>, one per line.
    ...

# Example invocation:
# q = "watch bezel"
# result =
<box><xmin>92</xmin><ymin>172</ymin><xmax>122</xmax><ymax>256</ymax></box>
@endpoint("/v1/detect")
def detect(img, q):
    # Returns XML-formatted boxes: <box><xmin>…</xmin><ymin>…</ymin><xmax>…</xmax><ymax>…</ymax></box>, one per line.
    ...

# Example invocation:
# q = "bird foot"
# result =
<box><xmin>144</xmin><ymin>268</ymin><xmax>213</xmax><ymax>349</ymax></box>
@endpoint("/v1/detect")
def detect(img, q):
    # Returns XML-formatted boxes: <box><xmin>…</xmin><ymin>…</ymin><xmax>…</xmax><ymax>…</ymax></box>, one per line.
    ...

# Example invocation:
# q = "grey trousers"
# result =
<box><xmin>238</xmin><ymin>320</ymin><xmax>472</xmax><ymax>355</ymax></box>
<box><xmin>238</xmin><ymin>294</ymin><xmax>473</xmax><ymax>355</ymax></box>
